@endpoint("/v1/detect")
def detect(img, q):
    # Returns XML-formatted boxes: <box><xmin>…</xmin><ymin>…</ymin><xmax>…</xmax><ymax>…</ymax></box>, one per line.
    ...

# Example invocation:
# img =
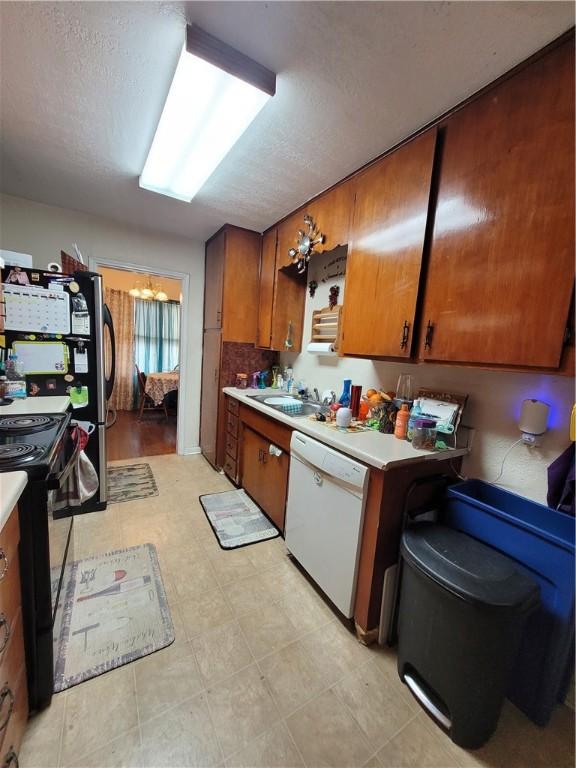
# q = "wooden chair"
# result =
<box><xmin>135</xmin><ymin>364</ymin><xmax>168</xmax><ymax>422</ymax></box>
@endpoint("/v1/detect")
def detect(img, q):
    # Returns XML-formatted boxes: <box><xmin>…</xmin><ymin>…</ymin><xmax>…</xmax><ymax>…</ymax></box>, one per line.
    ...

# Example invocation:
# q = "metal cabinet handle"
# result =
<box><xmin>400</xmin><ymin>320</ymin><xmax>410</xmax><ymax>350</ymax></box>
<box><xmin>0</xmin><ymin>551</ymin><xmax>8</xmax><ymax>582</ymax></box>
<box><xmin>424</xmin><ymin>320</ymin><xmax>434</xmax><ymax>351</ymax></box>
<box><xmin>0</xmin><ymin>686</ymin><xmax>14</xmax><ymax>732</ymax></box>
<box><xmin>0</xmin><ymin>615</ymin><xmax>10</xmax><ymax>655</ymax></box>
<box><xmin>2</xmin><ymin>749</ymin><xmax>18</xmax><ymax>768</ymax></box>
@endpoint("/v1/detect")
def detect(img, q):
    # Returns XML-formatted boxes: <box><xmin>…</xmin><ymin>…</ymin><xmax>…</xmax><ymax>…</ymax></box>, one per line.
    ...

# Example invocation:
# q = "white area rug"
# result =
<box><xmin>53</xmin><ymin>543</ymin><xmax>174</xmax><ymax>692</ymax></box>
<box><xmin>199</xmin><ymin>489</ymin><xmax>280</xmax><ymax>549</ymax></box>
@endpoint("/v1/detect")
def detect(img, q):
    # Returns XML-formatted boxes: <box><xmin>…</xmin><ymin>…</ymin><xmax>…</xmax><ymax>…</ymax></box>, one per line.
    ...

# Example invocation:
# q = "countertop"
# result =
<box><xmin>0</xmin><ymin>396</ymin><xmax>70</xmax><ymax>415</ymax></box>
<box><xmin>224</xmin><ymin>387</ymin><xmax>470</xmax><ymax>471</ymax></box>
<box><xmin>0</xmin><ymin>472</ymin><xmax>27</xmax><ymax>534</ymax></box>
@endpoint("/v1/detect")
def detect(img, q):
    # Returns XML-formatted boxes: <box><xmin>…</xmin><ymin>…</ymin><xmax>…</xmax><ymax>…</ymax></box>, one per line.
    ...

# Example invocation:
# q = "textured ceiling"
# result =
<box><xmin>0</xmin><ymin>1</ymin><xmax>573</xmax><ymax>243</ymax></box>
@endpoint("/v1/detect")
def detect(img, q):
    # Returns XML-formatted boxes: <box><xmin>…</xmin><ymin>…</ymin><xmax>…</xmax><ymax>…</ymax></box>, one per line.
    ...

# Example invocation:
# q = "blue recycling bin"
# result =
<box><xmin>442</xmin><ymin>480</ymin><xmax>575</xmax><ymax>726</ymax></box>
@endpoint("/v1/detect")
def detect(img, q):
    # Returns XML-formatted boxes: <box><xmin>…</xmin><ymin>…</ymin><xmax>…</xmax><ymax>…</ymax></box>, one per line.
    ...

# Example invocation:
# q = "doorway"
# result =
<box><xmin>93</xmin><ymin>263</ymin><xmax>186</xmax><ymax>461</ymax></box>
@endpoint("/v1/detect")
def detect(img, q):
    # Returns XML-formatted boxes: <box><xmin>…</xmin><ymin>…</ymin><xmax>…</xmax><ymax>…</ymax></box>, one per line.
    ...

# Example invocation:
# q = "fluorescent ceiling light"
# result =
<box><xmin>139</xmin><ymin>27</ymin><xmax>275</xmax><ymax>202</ymax></box>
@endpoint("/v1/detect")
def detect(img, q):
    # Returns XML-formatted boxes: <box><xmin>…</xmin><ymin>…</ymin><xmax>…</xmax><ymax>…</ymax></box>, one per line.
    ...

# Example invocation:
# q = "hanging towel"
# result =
<box><xmin>547</xmin><ymin>444</ymin><xmax>575</xmax><ymax>516</ymax></box>
<box><xmin>52</xmin><ymin>425</ymin><xmax>99</xmax><ymax>511</ymax></box>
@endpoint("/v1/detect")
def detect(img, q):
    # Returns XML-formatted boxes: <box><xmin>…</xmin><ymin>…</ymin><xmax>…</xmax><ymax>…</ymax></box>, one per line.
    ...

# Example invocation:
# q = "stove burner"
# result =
<box><xmin>0</xmin><ymin>443</ymin><xmax>42</xmax><ymax>463</ymax></box>
<box><xmin>0</xmin><ymin>415</ymin><xmax>57</xmax><ymax>433</ymax></box>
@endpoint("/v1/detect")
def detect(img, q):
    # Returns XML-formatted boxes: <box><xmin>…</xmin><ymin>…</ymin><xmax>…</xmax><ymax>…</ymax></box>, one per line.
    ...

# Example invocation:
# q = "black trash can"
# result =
<box><xmin>397</xmin><ymin>523</ymin><xmax>540</xmax><ymax>749</ymax></box>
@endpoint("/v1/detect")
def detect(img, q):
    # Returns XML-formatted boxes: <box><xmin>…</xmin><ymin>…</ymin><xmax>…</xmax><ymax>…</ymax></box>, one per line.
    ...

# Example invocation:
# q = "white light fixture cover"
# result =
<box><xmin>139</xmin><ymin>45</ymin><xmax>271</xmax><ymax>202</ymax></box>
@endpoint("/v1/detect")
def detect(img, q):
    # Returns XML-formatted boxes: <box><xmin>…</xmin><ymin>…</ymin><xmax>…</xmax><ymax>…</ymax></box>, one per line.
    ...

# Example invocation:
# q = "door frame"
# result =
<box><xmin>88</xmin><ymin>255</ymin><xmax>191</xmax><ymax>456</ymax></box>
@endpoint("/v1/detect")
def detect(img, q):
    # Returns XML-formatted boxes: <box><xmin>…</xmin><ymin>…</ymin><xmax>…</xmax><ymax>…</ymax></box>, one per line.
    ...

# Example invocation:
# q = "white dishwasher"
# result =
<box><xmin>285</xmin><ymin>431</ymin><xmax>369</xmax><ymax>618</ymax></box>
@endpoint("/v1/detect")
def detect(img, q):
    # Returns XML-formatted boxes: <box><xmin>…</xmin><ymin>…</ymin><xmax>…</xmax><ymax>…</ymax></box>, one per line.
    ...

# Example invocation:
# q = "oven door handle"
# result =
<box><xmin>47</xmin><ymin>435</ymin><xmax>81</xmax><ymax>491</ymax></box>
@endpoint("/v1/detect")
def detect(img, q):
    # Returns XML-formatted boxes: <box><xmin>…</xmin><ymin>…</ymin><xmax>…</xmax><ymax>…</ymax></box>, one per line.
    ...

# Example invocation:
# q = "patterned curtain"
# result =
<box><xmin>134</xmin><ymin>299</ymin><xmax>180</xmax><ymax>374</ymax></box>
<box><xmin>104</xmin><ymin>287</ymin><xmax>135</xmax><ymax>410</ymax></box>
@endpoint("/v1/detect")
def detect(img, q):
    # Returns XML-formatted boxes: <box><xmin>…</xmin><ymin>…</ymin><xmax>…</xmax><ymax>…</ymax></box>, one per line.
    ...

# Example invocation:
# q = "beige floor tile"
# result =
<box><xmin>376</xmin><ymin>715</ymin><xmax>459</xmax><ymax>768</ymax></box>
<box><xmin>179</xmin><ymin>587</ymin><xmax>235</xmax><ymax>639</ymax></box>
<box><xmin>279</xmin><ymin>582</ymin><xmax>336</xmax><ymax>634</ymax></box>
<box><xmin>193</xmin><ymin>619</ymin><xmax>254</xmax><ymax>685</ymax></box>
<box><xmin>222</xmin><ymin>571</ymin><xmax>277</xmax><ymax>618</ymax></box>
<box><xmin>19</xmin><ymin>691</ymin><xmax>66</xmax><ymax>768</ymax></box>
<box><xmin>206</xmin><ymin>663</ymin><xmax>281</xmax><ymax>759</ymax></box>
<box><xmin>238</xmin><ymin>601</ymin><xmax>301</xmax><ymax>659</ymax></box>
<box><xmin>210</xmin><ymin>547</ymin><xmax>259</xmax><ymax>586</ymax></box>
<box><xmin>286</xmin><ymin>688</ymin><xmax>373</xmax><ymax>768</ymax></box>
<box><xmin>69</xmin><ymin>727</ymin><xmax>141</xmax><ymax>768</ymax></box>
<box><xmin>135</xmin><ymin>644</ymin><xmax>204</xmax><ymax>723</ymax></box>
<box><xmin>362</xmin><ymin>757</ymin><xmax>382</xmax><ymax>768</ymax></box>
<box><xmin>225</xmin><ymin>721</ymin><xmax>304</xmax><ymax>768</ymax></box>
<box><xmin>61</xmin><ymin>666</ymin><xmax>138</xmax><ymax>765</ymax></box>
<box><xmin>169</xmin><ymin>551</ymin><xmax>218</xmax><ymax>600</ymax></box>
<box><xmin>244</xmin><ymin>538</ymin><xmax>289</xmax><ymax>571</ymax></box>
<box><xmin>138</xmin><ymin>692</ymin><xmax>223</xmax><ymax>767</ymax></box>
<box><xmin>258</xmin><ymin>637</ymin><xmax>332</xmax><ymax>716</ymax></box>
<box><xmin>333</xmin><ymin>658</ymin><xmax>416</xmax><ymax>751</ymax></box>
<box><xmin>300</xmin><ymin>619</ymin><xmax>370</xmax><ymax>683</ymax></box>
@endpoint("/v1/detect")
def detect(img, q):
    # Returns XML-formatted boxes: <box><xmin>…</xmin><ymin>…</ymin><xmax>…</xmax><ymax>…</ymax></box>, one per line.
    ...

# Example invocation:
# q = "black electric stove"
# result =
<box><xmin>0</xmin><ymin>414</ymin><xmax>70</xmax><ymax>478</ymax></box>
<box><xmin>0</xmin><ymin>411</ymin><xmax>75</xmax><ymax>710</ymax></box>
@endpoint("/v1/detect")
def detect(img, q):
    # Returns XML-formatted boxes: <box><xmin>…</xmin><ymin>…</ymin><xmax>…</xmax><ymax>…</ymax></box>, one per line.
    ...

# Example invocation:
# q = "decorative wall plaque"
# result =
<box><xmin>288</xmin><ymin>215</ymin><xmax>325</xmax><ymax>273</ymax></box>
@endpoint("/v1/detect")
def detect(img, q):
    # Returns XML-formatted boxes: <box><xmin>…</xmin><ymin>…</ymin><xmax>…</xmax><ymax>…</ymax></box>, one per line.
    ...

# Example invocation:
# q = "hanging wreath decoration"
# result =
<box><xmin>288</xmin><ymin>214</ymin><xmax>325</xmax><ymax>274</ymax></box>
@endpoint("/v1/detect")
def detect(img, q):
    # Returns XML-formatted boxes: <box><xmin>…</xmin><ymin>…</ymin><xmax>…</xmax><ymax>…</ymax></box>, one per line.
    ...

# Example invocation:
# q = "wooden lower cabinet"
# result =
<box><xmin>241</xmin><ymin>426</ymin><xmax>289</xmax><ymax>533</ymax></box>
<box><xmin>0</xmin><ymin>506</ymin><xmax>28</xmax><ymax>764</ymax></box>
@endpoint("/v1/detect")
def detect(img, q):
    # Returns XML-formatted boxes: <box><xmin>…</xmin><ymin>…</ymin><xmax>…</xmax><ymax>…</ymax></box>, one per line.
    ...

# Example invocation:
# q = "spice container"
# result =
<box><xmin>412</xmin><ymin>418</ymin><xmax>437</xmax><ymax>450</ymax></box>
<box><xmin>235</xmin><ymin>373</ymin><xmax>248</xmax><ymax>389</ymax></box>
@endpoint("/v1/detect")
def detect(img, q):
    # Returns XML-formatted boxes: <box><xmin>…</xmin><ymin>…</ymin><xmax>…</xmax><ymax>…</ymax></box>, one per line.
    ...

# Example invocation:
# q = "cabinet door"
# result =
<box><xmin>270</xmin><ymin>269</ymin><xmax>306</xmax><ymax>353</ymax></box>
<box><xmin>341</xmin><ymin>130</ymin><xmax>437</xmax><ymax>358</ymax></box>
<box><xmin>306</xmin><ymin>179</ymin><xmax>355</xmax><ymax>254</ymax></box>
<box><xmin>204</xmin><ymin>232</ymin><xmax>225</xmax><ymax>330</ymax></box>
<box><xmin>256</xmin><ymin>228</ymin><xmax>277</xmax><ymax>348</ymax></box>
<box><xmin>241</xmin><ymin>427</ymin><xmax>288</xmax><ymax>532</ymax></box>
<box><xmin>419</xmin><ymin>41</ymin><xmax>574</xmax><ymax>368</ymax></box>
<box><xmin>199</xmin><ymin>329</ymin><xmax>222</xmax><ymax>468</ymax></box>
<box><xmin>222</xmin><ymin>228</ymin><xmax>261</xmax><ymax>343</ymax></box>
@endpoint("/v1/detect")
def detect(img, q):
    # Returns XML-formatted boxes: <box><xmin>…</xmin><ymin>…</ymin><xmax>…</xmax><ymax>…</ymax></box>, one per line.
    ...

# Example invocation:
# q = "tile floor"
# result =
<box><xmin>20</xmin><ymin>454</ymin><xmax>575</xmax><ymax>768</ymax></box>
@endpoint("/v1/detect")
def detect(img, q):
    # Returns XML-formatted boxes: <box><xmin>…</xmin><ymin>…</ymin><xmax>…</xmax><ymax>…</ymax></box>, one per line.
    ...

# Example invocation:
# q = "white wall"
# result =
<box><xmin>0</xmin><ymin>193</ymin><xmax>205</xmax><ymax>454</ymax></box>
<box><xmin>283</xmin><ymin>251</ymin><xmax>574</xmax><ymax>504</ymax></box>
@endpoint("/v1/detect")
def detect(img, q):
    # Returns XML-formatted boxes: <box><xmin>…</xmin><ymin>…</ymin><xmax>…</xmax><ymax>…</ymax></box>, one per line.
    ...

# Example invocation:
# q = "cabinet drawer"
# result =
<box><xmin>223</xmin><ymin>454</ymin><xmax>237</xmax><ymax>482</ymax></box>
<box><xmin>0</xmin><ymin>550</ymin><xmax>21</xmax><ymax>666</ymax></box>
<box><xmin>225</xmin><ymin>433</ymin><xmax>238</xmax><ymax>460</ymax></box>
<box><xmin>0</xmin><ymin>512</ymin><xmax>19</xmax><ymax>582</ymax></box>
<box><xmin>227</xmin><ymin>397</ymin><xmax>239</xmax><ymax>416</ymax></box>
<box><xmin>0</xmin><ymin>610</ymin><xmax>25</xmax><ymax>752</ymax></box>
<box><xmin>0</xmin><ymin>664</ymin><xmax>27</xmax><ymax>762</ymax></box>
<box><xmin>226</xmin><ymin>412</ymin><xmax>239</xmax><ymax>439</ymax></box>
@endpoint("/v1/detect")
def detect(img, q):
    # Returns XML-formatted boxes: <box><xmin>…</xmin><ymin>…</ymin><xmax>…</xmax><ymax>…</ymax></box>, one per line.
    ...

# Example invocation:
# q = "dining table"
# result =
<box><xmin>144</xmin><ymin>371</ymin><xmax>179</xmax><ymax>406</ymax></box>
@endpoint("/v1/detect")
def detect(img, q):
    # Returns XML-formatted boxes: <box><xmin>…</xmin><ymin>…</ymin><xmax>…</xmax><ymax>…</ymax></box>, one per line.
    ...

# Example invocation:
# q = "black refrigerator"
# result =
<box><xmin>0</xmin><ymin>265</ymin><xmax>115</xmax><ymax>514</ymax></box>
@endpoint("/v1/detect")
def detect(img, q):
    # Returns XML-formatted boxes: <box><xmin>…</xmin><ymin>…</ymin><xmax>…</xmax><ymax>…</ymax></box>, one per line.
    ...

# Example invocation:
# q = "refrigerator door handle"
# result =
<box><xmin>103</xmin><ymin>303</ymin><xmax>116</xmax><ymax>401</ymax></box>
<box><xmin>93</xmin><ymin>274</ymin><xmax>107</xmax><ymax>423</ymax></box>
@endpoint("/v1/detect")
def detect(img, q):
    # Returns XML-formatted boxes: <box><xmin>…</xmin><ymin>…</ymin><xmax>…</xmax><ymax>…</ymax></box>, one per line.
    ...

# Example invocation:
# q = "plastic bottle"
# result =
<box><xmin>406</xmin><ymin>399</ymin><xmax>422</xmax><ymax>442</ymax></box>
<box><xmin>394</xmin><ymin>403</ymin><xmax>410</xmax><ymax>439</ymax></box>
<box><xmin>338</xmin><ymin>379</ymin><xmax>352</xmax><ymax>407</ymax></box>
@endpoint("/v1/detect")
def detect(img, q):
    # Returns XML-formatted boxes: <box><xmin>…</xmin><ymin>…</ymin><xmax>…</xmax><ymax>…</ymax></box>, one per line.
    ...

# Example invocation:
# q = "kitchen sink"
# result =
<box><xmin>247</xmin><ymin>394</ymin><xmax>324</xmax><ymax>418</ymax></box>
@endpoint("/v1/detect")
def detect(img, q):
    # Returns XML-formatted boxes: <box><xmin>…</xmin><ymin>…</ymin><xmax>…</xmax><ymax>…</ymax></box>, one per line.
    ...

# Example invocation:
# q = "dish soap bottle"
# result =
<box><xmin>394</xmin><ymin>403</ymin><xmax>410</xmax><ymax>439</ymax></box>
<box><xmin>406</xmin><ymin>399</ymin><xmax>422</xmax><ymax>442</ymax></box>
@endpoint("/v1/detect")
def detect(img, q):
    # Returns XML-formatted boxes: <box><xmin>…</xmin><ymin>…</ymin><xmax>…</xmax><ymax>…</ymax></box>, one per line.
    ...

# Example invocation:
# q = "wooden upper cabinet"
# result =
<box><xmin>306</xmin><ymin>180</ymin><xmax>355</xmax><ymax>253</ymax></box>
<box><xmin>276</xmin><ymin>211</ymin><xmax>306</xmax><ymax>270</ymax></box>
<box><xmin>419</xmin><ymin>40</ymin><xmax>575</xmax><ymax>368</ymax></box>
<box><xmin>204</xmin><ymin>225</ymin><xmax>261</xmax><ymax>342</ymax></box>
<box><xmin>204</xmin><ymin>231</ymin><xmax>225</xmax><ymax>329</ymax></box>
<box><xmin>257</xmin><ymin>228</ymin><xmax>277</xmax><ymax>348</ymax></box>
<box><xmin>341</xmin><ymin>130</ymin><xmax>437</xmax><ymax>358</ymax></box>
<box><xmin>221</xmin><ymin>227</ymin><xmax>262</xmax><ymax>343</ymax></box>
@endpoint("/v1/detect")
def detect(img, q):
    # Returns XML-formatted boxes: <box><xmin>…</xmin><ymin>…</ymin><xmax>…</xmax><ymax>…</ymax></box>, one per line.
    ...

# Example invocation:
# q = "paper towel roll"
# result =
<box><xmin>307</xmin><ymin>342</ymin><xmax>336</xmax><ymax>355</ymax></box>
